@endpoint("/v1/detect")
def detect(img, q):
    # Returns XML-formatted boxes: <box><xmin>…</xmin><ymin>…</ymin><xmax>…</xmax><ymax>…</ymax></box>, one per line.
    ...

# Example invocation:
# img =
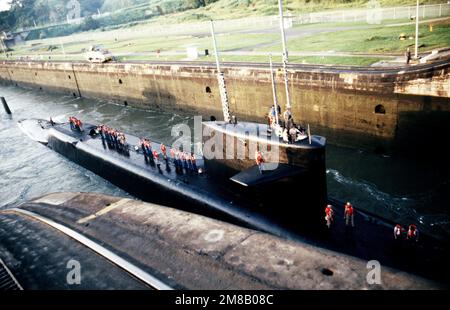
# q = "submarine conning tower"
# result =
<box><xmin>202</xmin><ymin>120</ymin><xmax>327</xmax><ymax>227</ymax></box>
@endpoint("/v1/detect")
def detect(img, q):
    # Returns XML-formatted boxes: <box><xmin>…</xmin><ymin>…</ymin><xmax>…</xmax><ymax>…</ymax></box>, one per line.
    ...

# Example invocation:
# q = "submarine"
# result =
<box><xmin>17</xmin><ymin>116</ymin><xmax>324</xmax><ymax>236</ymax></box>
<box><xmin>16</xmin><ymin>117</ymin><xmax>450</xmax><ymax>285</ymax></box>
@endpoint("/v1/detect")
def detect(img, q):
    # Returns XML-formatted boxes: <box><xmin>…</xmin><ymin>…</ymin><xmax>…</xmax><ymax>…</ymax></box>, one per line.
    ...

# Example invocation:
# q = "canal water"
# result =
<box><xmin>1</xmin><ymin>84</ymin><xmax>449</xmax><ymax>239</ymax></box>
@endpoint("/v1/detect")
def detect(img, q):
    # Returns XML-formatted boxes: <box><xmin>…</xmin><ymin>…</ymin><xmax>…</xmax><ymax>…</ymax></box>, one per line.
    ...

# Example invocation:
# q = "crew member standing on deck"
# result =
<box><xmin>190</xmin><ymin>153</ymin><xmax>197</xmax><ymax>172</ymax></box>
<box><xmin>344</xmin><ymin>202</ymin><xmax>355</xmax><ymax>227</ymax></box>
<box><xmin>75</xmin><ymin>118</ymin><xmax>82</xmax><ymax>132</ymax></box>
<box><xmin>394</xmin><ymin>224</ymin><xmax>404</xmax><ymax>240</ymax></box>
<box><xmin>160</xmin><ymin>143</ymin><xmax>167</xmax><ymax>160</ymax></box>
<box><xmin>255</xmin><ymin>150</ymin><xmax>264</xmax><ymax>174</ymax></box>
<box><xmin>153</xmin><ymin>150</ymin><xmax>160</xmax><ymax>166</ymax></box>
<box><xmin>324</xmin><ymin>204</ymin><xmax>334</xmax><ymax>229</ymax></box>
<box><xmin>283</xmin><ymin>108</ymin><xmax>293</xmax><ymax>130</ymax></box>
<box><xmin>406</xmin><ymin>224</ymin><xmax>419</xmax><ymax>242</ymax></box>
<box><xmin>69</xmin><ymin>117</ymin><xmax>74</xmax><ymax>130</ymax></box>
<box><xmin>405</xmin><ymin>47</ymin><xmax>411</xmax><ymax>65</ymax></box>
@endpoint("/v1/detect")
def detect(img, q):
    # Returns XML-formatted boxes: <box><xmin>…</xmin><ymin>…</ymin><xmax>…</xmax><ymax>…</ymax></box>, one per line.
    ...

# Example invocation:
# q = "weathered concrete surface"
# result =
<box><xmin>0</xmin><ymin>212</ymin><xmax>149</xmax><ymax>289</ymax></box>
<box><xmin>0</xmin><ymin>60</ymin><xmax>449</xmax><ymax>151</ymax></box>
<box><xmin>0</xmin><ymin>192</ymin><xmax>445</xmax><ymax>289</ymax></box>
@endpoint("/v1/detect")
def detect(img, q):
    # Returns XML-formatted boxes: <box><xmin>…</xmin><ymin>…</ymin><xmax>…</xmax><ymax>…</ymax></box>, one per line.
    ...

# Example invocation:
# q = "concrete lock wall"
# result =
<box><xmin>0</xmin><ymin>60</ymin><xmax>449</xmax><ymax>151</ymax></box>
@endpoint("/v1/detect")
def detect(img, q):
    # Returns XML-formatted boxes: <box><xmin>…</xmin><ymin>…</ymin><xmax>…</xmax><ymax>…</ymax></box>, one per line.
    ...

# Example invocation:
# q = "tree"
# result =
<box><xmin>80</xmin><ymin>16</ymin><xmax>100</xmax><ymax>31</ymax></box>
<box><xmin>186</xmin><ymin>0</ymin><xmax>219</xmax><ymax>9</ymax></box>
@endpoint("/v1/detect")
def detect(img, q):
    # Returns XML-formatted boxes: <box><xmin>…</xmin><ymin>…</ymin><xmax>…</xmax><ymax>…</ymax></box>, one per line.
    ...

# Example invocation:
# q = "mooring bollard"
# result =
<box><xmin>1</xmin><ymin>96</ymin><xmax>12</xmax><ymax>114</ymax></box>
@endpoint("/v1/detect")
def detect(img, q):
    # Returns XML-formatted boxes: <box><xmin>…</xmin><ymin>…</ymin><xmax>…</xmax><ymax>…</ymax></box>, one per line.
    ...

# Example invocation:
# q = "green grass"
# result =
<box><xmin>259</xmin><ymin>22</ymin><xmax>450</xmax><ymax>54</ymax></box>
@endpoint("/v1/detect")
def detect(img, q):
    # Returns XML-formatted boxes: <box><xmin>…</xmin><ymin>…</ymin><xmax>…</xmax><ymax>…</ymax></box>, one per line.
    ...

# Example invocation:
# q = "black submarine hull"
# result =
<box><xmin>18</xmin><ymin>119</ymin><xmax>450</xmax><ymax>284</ymax></box>
<box><xmin>42</xmin><ymin>122</ymin><xmax>316</xmax><ymax>238</ymax></box>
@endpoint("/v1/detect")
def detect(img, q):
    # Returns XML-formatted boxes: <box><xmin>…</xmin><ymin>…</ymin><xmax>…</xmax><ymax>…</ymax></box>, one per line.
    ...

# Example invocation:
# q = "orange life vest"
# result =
<box><xmin>255</xmin><ymin>151</ymin><xmax>263</xmax><ymax>165</ymax></box>
<box><xmin>407</xmin><ymin>225</ymin><xmax>417</xmax><ymax>238</ymax></box>
<box><xmin>345</xmin><ymin>205</ymin><xmax>354</xmax><ymax>216</ymax></box>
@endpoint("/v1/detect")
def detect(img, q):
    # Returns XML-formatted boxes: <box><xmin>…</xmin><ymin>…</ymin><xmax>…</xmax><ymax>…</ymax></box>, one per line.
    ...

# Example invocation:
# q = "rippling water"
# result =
<box><xmin>1</xmin><ymin>85</ymin><xmax>448</xmax><ymax>238</ymax></box>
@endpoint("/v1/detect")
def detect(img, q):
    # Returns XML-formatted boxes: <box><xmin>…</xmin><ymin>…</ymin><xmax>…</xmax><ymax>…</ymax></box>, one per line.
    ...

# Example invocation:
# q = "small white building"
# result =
<box><xmin>185</xmin><ymin>44</ymin><xmax>199</xmax><ymax>60</ymax></box>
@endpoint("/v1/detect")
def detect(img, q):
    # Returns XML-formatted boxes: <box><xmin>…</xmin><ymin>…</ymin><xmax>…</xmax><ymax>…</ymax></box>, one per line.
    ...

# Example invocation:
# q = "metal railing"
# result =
<box><xmin>291</xmin><ymin>3</ymin><xmax>450</xmax><ymax>25</ymax></box>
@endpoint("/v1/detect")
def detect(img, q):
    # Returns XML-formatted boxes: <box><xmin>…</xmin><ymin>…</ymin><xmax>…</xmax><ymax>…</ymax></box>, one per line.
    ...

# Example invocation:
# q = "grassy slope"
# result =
<box><xmin>151</xmin><ymin>0</ymin><xmax>445</xmax><ymax>24</ymax></box>
<box><xmin>263</xmin><ymin>21</ymin><xmax>450</xmax><ymax>53</ymax></box>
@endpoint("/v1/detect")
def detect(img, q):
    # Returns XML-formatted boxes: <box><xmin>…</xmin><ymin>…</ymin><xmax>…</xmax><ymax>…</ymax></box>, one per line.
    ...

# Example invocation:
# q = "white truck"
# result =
<box><xmin>85</xmin><ymin>45</ymin><xmax>113</xmax><ymax>63</ymax></box>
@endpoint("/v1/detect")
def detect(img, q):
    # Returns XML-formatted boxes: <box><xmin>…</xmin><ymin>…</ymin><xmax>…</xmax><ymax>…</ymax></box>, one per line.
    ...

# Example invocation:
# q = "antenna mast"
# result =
<box><xmin>269</xmin><ymin>54</ymin><xmax>279</xmax><ymax>126</ymax></box>
<box><xmin>278</xmin><ymin>0</ymin><xmax>292</xmax><ymax>111</ymax></box>
<box><xmin>210</xmin><ymin>20</ymin><xmax>231</xmax><ymax>123</ymax></box>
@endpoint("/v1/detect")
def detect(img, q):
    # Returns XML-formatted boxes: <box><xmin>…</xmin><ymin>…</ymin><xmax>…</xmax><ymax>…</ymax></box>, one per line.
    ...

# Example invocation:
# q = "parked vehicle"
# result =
<box><xmin>85</xmin><ymin>45</ymin><xmax>113</xmax><ymax>63</ymax></box>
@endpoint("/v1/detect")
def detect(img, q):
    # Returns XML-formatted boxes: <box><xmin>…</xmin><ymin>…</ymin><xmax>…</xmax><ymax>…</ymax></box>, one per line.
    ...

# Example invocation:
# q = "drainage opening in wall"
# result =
<box><xmin>124</xmin><ymin>101</ymin><xmax>128</xmax><ymax>106</ymax></box>
<box><xmin>39</xmin><ymin>87</ymin><xmax>42</xmax><ymax>90</ymax></box>
<box><xmin>375</xmin><ymin>104</ymin><xmax>386</xmax><ymax>114</ymax></box>
<box><xmin>119</xmin><ymin>79</ymin><xmax>123</xmax><ymax>84</ymax></box>
<box><xmin>206</xmin><ymin>86</ymin><xmax>211</xmax><ymax>93</ymax></box>
<box><xmin>73</xmin><ymin>92</ymin><xmax>77</xmax><ymax>97</ymax></box>
<box><xmin>68</xmin><ymin>75</ymin><xmax>71</xmax><ymax>79</ymax></box>
<box><xmin>35</xmin><ymin>72</ymin><xmax>37</xmax><ymax>76</ymax></box>
<box><xmin>321</xmin><ymin>268</ymin><xmax>333</xmax><ymax>276</ymax></box>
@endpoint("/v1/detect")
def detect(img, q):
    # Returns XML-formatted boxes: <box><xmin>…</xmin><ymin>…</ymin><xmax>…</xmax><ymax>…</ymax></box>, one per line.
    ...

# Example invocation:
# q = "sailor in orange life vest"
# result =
<box><xmin>394</xmin><ymin>224</ymin><xmax>405</xmax><ymax>239</ymax></box>
<box><xmin>152</xmin><ymin>150</ymin><xmax>160</xmax><ymax>166</ymax></box>
<box><xmin>160</xmin><ymin>143</ymin><xmax>167</xmax><ymax>160</ymax></box>
<box><xmin>255</xmin><ymin>150</ymin><xmax>264</xmax><ymax>174</ymax></box>
<box><xmin>324</xmin><ymin>204</ymin><xmax>334</xmax><ymax>228</ymax></box>
<box><xmin>69</xmin><ymin>116</ymin><xmax>83</xmax><ymax>131</ymax></box>
<box><xmin>344</xmin><ymin>202</ymin><xmax>355</xmax><ymax>227</ymax></box>
<box><xmin>406</xmin><ymin>224</ymin><xmax>419</xmax><ymax>242</ymax></box>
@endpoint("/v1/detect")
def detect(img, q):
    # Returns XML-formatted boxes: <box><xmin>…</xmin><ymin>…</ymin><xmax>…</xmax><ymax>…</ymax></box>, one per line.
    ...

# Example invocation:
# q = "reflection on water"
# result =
<box><xmin>0</xmin><ymin>84</ymin><xmax>448</xmax><ymax>238</ymax></box>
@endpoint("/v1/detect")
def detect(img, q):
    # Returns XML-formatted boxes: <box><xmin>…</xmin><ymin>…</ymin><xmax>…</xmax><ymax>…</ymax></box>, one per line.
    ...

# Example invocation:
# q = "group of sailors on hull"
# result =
<box><xmin>96</xmin><ymin>124</ymin><xmax>129</xmax><ymax>155</ymax></box>
<box><xmin>69</xmin><ymin>116</ymin><xmax>83</xmax><ymax>132</ymax></box>
<box><xmin>77</xmin><ymin>120</ymin><xmax>200</xmax><ymax>174</ymax></box>
<box><xmin>140</xmin><ymin>138</ymin><xmax>199</xmax><ymax>172</ymax></box>
<box><xmin>325</xmin><ymin>202</ymin><xmax>420</xmax><ymax>242</ymax></box>
<box><xmin>138</xmin><ymin>138</ymin><xmax>198</xmax><ymax>173</ymax></box>
<box><xmin>267</xmin><ymin>105</ymin><xmax>307</xmax><ymax>144</ymax></box>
